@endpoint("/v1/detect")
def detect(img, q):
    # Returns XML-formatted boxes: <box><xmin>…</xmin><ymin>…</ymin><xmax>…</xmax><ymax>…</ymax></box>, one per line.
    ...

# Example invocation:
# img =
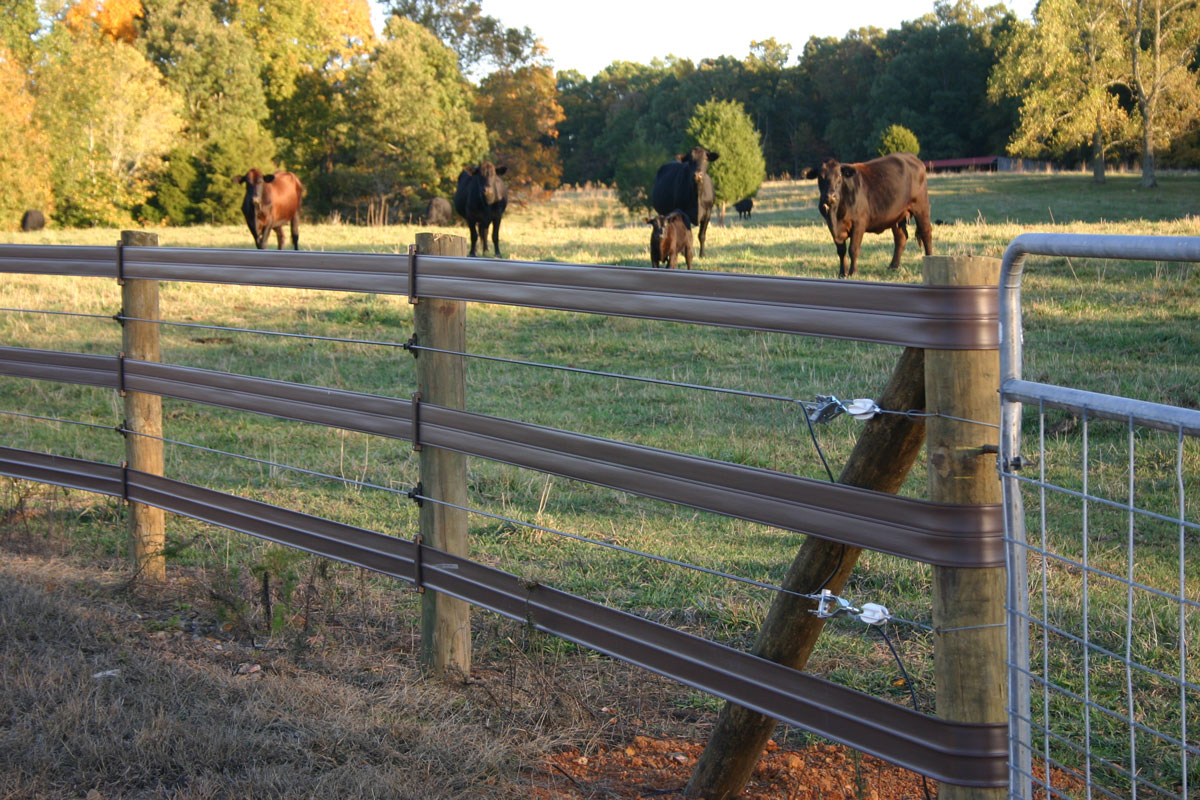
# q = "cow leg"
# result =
<box><xmin>889</xmin><ymin>220</ymin><xmax>909</xmax><ymax>270</ymax></box>
<box><xmin>491</xmin><ymin>217</ymin><xmax>502</xmax><ymax>258</ymax></box>
<box><xmin>255</xmin><ymin>221</ymin><xmax>272</xmax><ymax>250</ymax></box>
<box><xmin>916</xmin><ymin>213</ymin><xmax>934</xmax><ymax>255</ymax></box>
<box><xmin>847</xmin><ymin>228</ymin><xmax>865</xmax><ymax>278</ymax></box>
<box><xmin>275</xmin><ymin>226</ymin><xmax>285</xmax><ymax>250</ymax></box>
<box><xmin>290</xmin><ymin>217</ymin><xmax>300</xmax><ymax>250</ymax></box>
<box><xmin>478</xmin><ymin>220</ymin><xmax>490</xmax><ymax>255</ymax></box>
<box><xmin>698</xmin><ymin>217</ymin><xmax>709</xmax><ymax>257</ymax></box>
<box><xmin>836</xmin><ymin>241</ymin><xmax>849</xmax><ymax>278</ymax></box>
<box><xmin>468</xmin><ymin>222</ymin><xmax>479</xmax><ymax>257</ymax></box>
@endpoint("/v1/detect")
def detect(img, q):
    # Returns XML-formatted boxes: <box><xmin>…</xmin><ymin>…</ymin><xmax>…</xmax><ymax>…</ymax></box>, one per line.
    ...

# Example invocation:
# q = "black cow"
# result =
<box><xmin>453</xmin><ymin>162</ymin><xmax>508</xmax><ymax>257</ymax></box>
<box><xmin>422</xmin><ymin>196</ymin><xmax>453</xmax><ymax>226</ymax></box>
<box><xmin>802</xmin><ymin>152</ymin><xmax>933</xmax><ymax>278</ymax></box>
<box><xmin>650</xmin><ymin>146</ymin><xmax>719</xmax><ymax>257</ymax></box>
<box><xmin>734</xmin><ymin>197</ymin><xmax>753</xmax><ymax>219</ymax></box>
<box><xmin>20</xmin><ymin>210</ymin><xmax>45</xmax><ymax>231</ymax></box>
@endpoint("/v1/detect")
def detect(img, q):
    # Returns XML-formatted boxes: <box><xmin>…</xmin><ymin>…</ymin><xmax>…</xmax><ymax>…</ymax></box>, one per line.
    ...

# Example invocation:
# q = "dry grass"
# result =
<box><xmin>0</xmin><ymin>496</ymin><xmax>707</xmax><ymax>800</ymax></box>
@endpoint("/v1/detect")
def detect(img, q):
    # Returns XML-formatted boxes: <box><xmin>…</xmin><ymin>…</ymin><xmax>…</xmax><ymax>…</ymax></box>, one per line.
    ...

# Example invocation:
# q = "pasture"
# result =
<box><xmin>1</xmin><ymin>171</ymin><xmax>1198</xmax><ymax>798</ymax></box>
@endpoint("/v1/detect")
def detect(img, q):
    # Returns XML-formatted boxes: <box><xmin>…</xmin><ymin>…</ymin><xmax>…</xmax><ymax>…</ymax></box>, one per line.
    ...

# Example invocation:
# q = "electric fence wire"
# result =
<box><xmin>0</xmin><ymin>407</ymin><xmax>983</xmax><ymax>635</ymax></box>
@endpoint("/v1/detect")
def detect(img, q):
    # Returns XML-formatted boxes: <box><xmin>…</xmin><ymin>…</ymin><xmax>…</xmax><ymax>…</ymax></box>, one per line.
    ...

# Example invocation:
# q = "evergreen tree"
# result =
<box><xmin>873</xmin><ymin>124</ymin><xmax>920</xmax><ymax>156</ymax></box>
<box><xmin>139</xmin><ymin>0</ymin><xmax>276</xmax><ymax>223</ymax></box>
<box><xmin>684</xmin><ymin>99</ymin><xmax>766</xmax><ymax>216</ymax></box>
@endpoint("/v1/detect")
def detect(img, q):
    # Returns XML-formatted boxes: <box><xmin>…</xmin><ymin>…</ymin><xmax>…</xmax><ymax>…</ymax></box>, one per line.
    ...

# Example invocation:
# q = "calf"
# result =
<box><xmin>453</xmin><ymin>162</ymin><xmax>508</xmax><ymax>257</ymax></box>
<box><xmin>734</xmin><ymin>197</ymin><xmax>753</xmax><ymax>219</ymax></box>
<box><xmin>803</xmin><ymin>152</ymin><xmax>932</xmax><ymax>278</ymax></box>
<box><xmin>644</xmin><ymin>210</ymin><xmax>693</xmax><ymax>269</ymax></box>
<box><xmin>236</xmin><ymin>168</ymin><xmax>303</xmax><ymax>250</ymax></box>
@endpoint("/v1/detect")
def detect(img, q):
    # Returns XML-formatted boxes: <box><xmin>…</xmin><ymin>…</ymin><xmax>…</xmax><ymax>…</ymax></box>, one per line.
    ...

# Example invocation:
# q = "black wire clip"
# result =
<box><xmin>407</xmin><ymin>244</ymin><xmax>418</xmax><ymax>305</ymax></box>
<box><xmin>116</xmin><ymin>352</ymin><xmax>127</xmax><ymax>397</ymax></box>
<box><xmin>411</xmin><ymin>391</ymin><xmax>422</xmax><ymax>451</ymax></box>
<box><xmin>403</xmin><ymin>333</ymin><xmax>419</xmax><ymax>358</ymax></box>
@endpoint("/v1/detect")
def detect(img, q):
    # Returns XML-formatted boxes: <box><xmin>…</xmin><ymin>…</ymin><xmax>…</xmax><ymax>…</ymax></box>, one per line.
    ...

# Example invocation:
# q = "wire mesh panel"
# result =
<box><xmin>1000</xmin><ymin>234</ymin><xmax>1200</xmax><ymax>800</ymax></box>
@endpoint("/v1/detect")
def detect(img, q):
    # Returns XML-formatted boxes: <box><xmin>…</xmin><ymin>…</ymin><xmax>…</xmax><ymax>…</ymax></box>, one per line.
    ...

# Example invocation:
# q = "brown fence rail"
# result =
<box><xmin>0</xmin><ymin>242</ymin><xmax>1007</xmax><ymax>787</ymax></box>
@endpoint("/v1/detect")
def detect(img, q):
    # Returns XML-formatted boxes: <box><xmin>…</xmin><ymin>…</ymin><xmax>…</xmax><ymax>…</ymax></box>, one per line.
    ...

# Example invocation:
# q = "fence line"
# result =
<box><xmin>0</xmin><ymin>241</ymin><xmax>1014</xmax><ymax>787</ymax></box>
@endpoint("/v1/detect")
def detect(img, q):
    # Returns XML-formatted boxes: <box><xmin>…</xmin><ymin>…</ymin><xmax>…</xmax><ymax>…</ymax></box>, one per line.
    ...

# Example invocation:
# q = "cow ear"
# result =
<box><xmin>840</xmin><ymin>165</ymin><xmax>857</xmax><ymax>178</ymax></box>
<box><xmin>263</xmin><ymin>174</ymin><xmax>276</xmax><ymax>183</ymax></box>
<box><xmin>236</xmin><ymin>175</ymin><xmax>246</xmax><ymax>184</ymax></box>
<box><xmin>494</xmin><ymin>165</ymin><xmax>507</xmax><ymax>175</ymax></box>
<box><xmin>707</xmin><ymin>151</ymin><xmax>719</xmax><ymax>162</ymax></box>
<box><xmin>675</xmin><ymin>153</ymin><xmax>688</xmax><ymax>163</ymax></box>
<box><xmin>802</xmin><ymin>168</ymin><xmax>817</xmax><ymax>180</ymax></box>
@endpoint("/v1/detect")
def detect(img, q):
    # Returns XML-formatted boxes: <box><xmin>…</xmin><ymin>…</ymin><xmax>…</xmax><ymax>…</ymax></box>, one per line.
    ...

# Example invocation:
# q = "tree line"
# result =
<box><xmin>1</xmin><ymin>0</ymin><xmax>1197</xmax><ymax>231</ymax></box>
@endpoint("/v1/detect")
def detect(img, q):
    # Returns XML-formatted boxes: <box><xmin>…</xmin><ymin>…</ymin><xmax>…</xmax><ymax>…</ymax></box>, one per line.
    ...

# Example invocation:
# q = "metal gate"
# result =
<box><xmin>999</xmin><ymin>234</ymin><xmax>1200</xmax><ymax>800</ymax></box>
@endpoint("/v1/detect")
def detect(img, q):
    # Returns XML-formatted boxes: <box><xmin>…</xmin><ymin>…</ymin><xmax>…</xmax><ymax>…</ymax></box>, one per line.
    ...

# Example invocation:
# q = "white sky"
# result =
<box><xmin>373</xmin><ymin>1</ymin><xmax>1038</xmax><ymax>78</ymax></box>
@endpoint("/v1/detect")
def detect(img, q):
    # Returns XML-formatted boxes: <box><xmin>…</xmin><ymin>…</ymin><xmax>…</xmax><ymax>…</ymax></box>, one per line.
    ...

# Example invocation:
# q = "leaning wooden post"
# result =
<box><xmin>924</xmin><ymin>254</ymin><xmax>1006</xmax><ymax>800</ymax></box>
<box><xmin>413</xmin><ymin>232</ymin><xmax>471</xmax><ymax>679</ymax></box>
<box><xmin>686</xmin><ymin>346</ymin><xmax>926</xmax><ymax>800</ymax></box>
<box><xmin>120</xmin><ymin>230</ymin><xmax>165</xmax><ymax>584</ymax></box>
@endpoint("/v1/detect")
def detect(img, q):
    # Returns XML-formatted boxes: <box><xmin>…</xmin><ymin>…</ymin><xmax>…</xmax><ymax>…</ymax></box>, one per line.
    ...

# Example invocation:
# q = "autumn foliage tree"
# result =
<box><xmin>476</xmin><ymin>63</ymin><xmax>566</xmax><ymax>196</ymax></box>
<box><xmin>0</xmin><ymin>49</ymin><xmax>53</xmax><ymax>228</ymax></box>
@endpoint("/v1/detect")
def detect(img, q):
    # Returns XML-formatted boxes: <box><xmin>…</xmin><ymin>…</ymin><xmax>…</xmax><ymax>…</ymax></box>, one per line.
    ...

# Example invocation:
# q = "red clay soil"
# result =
<box><xmin>529</xmin><ymin>736</ymin><xmax>1088</xmax><ymax>799</ymax></box>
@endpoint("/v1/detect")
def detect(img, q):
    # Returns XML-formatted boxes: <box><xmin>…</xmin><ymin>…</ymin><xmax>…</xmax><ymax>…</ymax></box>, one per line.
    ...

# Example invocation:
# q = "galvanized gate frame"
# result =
<box><xmin>999</xmin><ymin>233</ymin><xmax>1200</xmax><ymax>799</ymax></box>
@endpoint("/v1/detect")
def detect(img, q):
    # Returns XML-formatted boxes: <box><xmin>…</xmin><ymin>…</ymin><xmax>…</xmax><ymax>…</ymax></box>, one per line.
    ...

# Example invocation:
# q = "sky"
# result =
<box><xmin>373</xmin><ymin>0</ymin><xmax>1038</xmax><ymax>78</ymax></box>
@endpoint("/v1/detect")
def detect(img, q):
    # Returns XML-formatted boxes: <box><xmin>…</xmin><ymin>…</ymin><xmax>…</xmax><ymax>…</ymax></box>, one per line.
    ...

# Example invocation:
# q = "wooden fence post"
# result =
<box><xmin>924</xmin><ymin>254</ymin><xmax>1006</xmax><ymax>800</ymax></box>
<box><xmin>413</xmin><ymin>232</ymin><xmax>471</xmax><ymax>679</ymax></box>
<box><xmin>120</xmin><ymin>230</ymin><xmax>165</xmax><ymax>584</ymax></box>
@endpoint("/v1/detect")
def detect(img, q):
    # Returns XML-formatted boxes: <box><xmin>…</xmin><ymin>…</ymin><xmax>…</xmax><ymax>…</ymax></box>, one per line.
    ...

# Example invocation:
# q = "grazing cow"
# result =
<box><xmin>20</xmin><ymin>210</ymin><xmax>45</xmax><ymax>231</ymax></box>
<box><xmin>422</xmin><ymin>196</ymin><xmax>453</xmax><ymax>226</ymax></box>
<box><xmin>734</xmin><ymin>197</ymin><xmax>754</xmax><ymax>219</ymax></box>
<box><xmin>802</xmin><ymin>152</ymin><xmax>932</xmax><ymax>278</ymax></box>
<box><xmin>644</xmin><ymin>211</ymin><xmax>693</xmax><ymax>269</ymax></box>
<box><xmin>650</xmin><ymin>146</ymin><xmax>719</xmax><ymax>257</ymax></box>
<box><xmin>453</xmin><ymin>162</ymin><xmax>508</xmax><ymax>257</ymax></box>
<box><xmin>236</xmin><ymin>168</ymin><xmax>303</xmax><ymax>250</ymax></box>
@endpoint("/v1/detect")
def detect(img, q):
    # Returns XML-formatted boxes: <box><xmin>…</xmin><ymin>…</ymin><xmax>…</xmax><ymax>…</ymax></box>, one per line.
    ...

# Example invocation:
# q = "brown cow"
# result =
<box><xmin>644</xmin><ymin>210</ymin><xmax>694</xmax><ymax>269</ymax></box>
<box><xmin>236</xmin><ymin>168</ymin><xmax>303</xmax><ymax>250</ymax></box>
<box><xmin>803</xmin><ymin>152</ymin><xmax>932</xmax><ymax>278</ymax></box>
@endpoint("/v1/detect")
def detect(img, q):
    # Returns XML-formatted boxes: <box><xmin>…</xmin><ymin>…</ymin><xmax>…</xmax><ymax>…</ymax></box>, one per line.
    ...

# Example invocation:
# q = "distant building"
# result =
<box><xmin>924</xmin><ymin>156</ymin><xmax>1053</xmax><ymax>173</ymax></box>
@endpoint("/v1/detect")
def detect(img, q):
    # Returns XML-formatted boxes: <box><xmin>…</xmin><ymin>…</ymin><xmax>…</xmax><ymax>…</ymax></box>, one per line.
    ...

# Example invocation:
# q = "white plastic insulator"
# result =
<box><xmin>845</xmin><ymin>398</ymin><xmax>881</xmax><ymax>420</ymax></box>
<box><xmin>857</xmin><ymin>603</ymin><xmax>891</xmax><ymax>625</ymax></box>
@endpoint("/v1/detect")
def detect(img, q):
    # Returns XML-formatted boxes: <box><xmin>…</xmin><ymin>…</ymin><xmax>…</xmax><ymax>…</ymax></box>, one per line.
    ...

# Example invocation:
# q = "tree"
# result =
<box><xmin>341</xmin><ymin>16</ymin><xmax>488</xmax><ymax>211</ymax></box>
<box><xmin>1117</xmin><ymin>0</ymin><xmax>1200</xmax><ymax>187</ymax></box>
<box><xmin>64</xmin><ymin>0</ymin><xmax>144</xmax><ymax>43</ymax></box>
<box><xmin>874</xmin><ymin>123</ymin><xmax>921</xmax><ymax>156</ymax></box>
<box><xmin>989</xmin><ymin>0</ymin><xmax>1134</xmax><ymax>182</ymax></box>
<box><xmin>1</xmin><ymin>0</ymin><xmax>41</xmax><ymax>65</ymax></box>
<box><xmin>34</xmin><ymin>33</ymin><xmax>182</xmax><ymax>226</ymax></box>
<box><xmin>385</xmin><ymin>0</ymin><xmax>542</xmax><ymax>76</ymax></box>
<box><xmin>0</xmin><ymin>48</ymin><xmax>53</xmax><ymax>228</ymax></box>
<box><xmin>138</xmin><ymin>0</ymin><xmax>276</xmax><ymax>223</ymax></box>
<box><xmin>869</xmin><ymin>2</ymin><xmax>1016</xmax><ymax>159</ymax></box>
<box><xmin>613</xmin><ymin>138</ymin><xmax>668</xmax><ymax>213</ymax></box>
<box><xmin>684</xmin><ymin>99</ymin><xmax>766</xmax><ymax>216</ymax></box>
<box><xmin>476</xmin><ymin>64</ymin><xmax>565</xmax><ymax>196</ymax></box>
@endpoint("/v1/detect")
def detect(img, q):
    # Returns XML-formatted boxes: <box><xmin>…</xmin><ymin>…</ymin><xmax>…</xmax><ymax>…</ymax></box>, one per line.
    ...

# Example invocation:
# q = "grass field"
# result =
<box><xmin>2</xmin><ymin>170</ymin><xmax>1198</xmax><ymax>798</ymax></box>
